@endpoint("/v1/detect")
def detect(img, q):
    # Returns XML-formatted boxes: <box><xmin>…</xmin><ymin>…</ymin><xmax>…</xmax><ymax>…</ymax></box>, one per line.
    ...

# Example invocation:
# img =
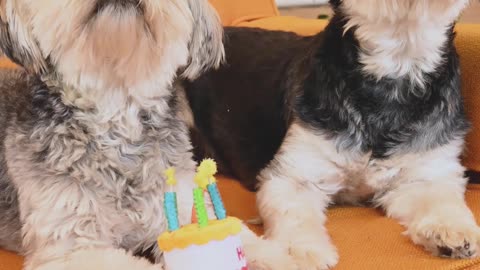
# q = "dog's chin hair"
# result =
<box><xmin>340</xmin><ymin>0</ymin><xmax>470</xmax><ymax>87</ymax></box>
<box><xmin>53</xmin><ymin>3</ymin><xmax>192</xmax><ymax>91</ymax></box>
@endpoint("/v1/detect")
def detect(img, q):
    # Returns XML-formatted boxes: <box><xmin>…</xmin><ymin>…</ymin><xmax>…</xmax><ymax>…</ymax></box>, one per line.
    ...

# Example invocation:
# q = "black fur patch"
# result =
<box><xmin>183</xmin><ymin>28</ymin><xmax>308</xmax><ymax>190</ymax></box>
<box><xmin>297</xmin><ymin>18</ymin><xmax>468</xmax><ymax>158</ymax></box>
<box><xmin>30</xmin><ymin>82</ymin><xmax>73</xmax><ymax>124</ymax></box>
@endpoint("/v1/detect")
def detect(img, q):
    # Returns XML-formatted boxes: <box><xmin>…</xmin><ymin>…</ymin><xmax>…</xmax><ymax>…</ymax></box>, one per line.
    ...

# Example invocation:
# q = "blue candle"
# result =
<box><xmin>164</xmin><ymin>192</ymin><xmax>179</xmax><ymax>231</ymax></box>
<box><xmin>207</xmin><ymin>182</ymin><xmax>226</xmax><ymax>220</ymax></box>
<box><xmin>164</xmin><ymin>168</ymin><xmax>180</xmax><ymax>232</ymax></box>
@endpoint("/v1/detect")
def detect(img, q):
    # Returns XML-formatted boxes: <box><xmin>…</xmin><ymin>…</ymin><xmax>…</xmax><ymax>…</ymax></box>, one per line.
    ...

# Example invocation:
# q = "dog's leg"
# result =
<box><xmin>20</xmin><ymin>211</ymin><xmax>163</xmax><ymax>270</ymax></box>
<box><xmin>376</xmin><ymin>142</ymin><xmax>480</xmax><ymax>258</ymax></box>
<box><xmin>255</xmin><ymin>124</ymin><xmax>341</xmax><ymax>270</ymax></box>
<box><xmin>30</xmin><ymin>248</ymin><xmax>161</xmax><ymax>270</ymax></box>
<box><xmin>238</xmin><ymin>223</ymin><xmax>298</xmax><ymax>270</ymax></box>
<box><xmin>257</xmin><ymin>174</ymin><xmax>338</xmax><ymax>270</ymax></box>
<box><xmin>9</xmin><ymin>165</ymin><xmax>162</xmax><ymax>270</ymax></box>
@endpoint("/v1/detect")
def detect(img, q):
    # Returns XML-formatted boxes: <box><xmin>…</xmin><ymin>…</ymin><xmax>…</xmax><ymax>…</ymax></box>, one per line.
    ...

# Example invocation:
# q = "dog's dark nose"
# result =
<box><xmin>105</xmin><ymin>0</ymin><xmax>140</xmax><ymax>7</ymax></box>
<box><xmin>94</xmin><ymin>0</ymin><xmax>141</xmax><ymax>14</ymax></box>
<box><xmin>111</xmin><ymin>0</ymin><xmax>140</xmax><ymax>5</ymax></box>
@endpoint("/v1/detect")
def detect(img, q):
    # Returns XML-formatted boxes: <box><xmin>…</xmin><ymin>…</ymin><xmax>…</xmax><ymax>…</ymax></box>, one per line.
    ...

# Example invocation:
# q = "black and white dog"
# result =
<box><xmin>0</xmin><ymin>0</ymin><xmax>289</xmax><ymax>269</ymax></box>
<box><xmin>183</xmin><ymin>0</ymin><xmax>479</xmax><ymax>269</ymax></box>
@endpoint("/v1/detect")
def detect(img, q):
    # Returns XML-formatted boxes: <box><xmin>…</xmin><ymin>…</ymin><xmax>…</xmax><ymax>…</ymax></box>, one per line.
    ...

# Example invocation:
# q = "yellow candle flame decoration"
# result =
<box><xmin>164</xmin><ymin>167</ymin><xmax>177</xmax><ymax>186</ymax></box>
<box><xmin>194</xmin><ymin>158</ymin><xmax>218</xmax><ymax>189</ymax></box>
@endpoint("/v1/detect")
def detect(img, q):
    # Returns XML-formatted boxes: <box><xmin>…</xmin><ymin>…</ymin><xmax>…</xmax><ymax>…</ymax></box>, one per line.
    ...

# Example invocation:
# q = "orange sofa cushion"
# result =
<box><xmin>208</xmin><ymin>0</ymin><xmax>278</xmax><ymax>26</ymax></box>
<box><xmin>0</xmin><ymin>250</ymin><xmax>22</xmax><ymax>270</ymax></box>
<box><xmin>0</xmin><ymin>58</ymin><xmax>18</xmax><ymax>69</ymax></box>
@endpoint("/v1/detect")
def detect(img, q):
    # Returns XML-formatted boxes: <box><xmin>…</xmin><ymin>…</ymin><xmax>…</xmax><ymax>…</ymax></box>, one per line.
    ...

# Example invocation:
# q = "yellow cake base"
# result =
<box><xmin>158</xmin><ymin>217</ymin><xmax>242</xmax><ymax>252</ymax></box>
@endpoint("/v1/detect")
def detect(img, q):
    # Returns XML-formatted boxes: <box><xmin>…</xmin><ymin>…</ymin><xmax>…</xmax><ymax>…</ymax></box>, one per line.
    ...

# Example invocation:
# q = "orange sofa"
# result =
<box><xmin>1</xmin><ymin>0</ymin><xmax>480</xmax><ymax>269</ymax></box>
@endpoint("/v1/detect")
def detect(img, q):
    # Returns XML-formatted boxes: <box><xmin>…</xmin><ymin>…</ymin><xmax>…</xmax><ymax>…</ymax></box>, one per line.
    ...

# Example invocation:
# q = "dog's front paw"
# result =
<box><xmin>243</xmin><ymin>237</ymin><xmax>297</xmax><ymax>270</ymax></box>
<box><xmin>288</xmin><ymin>240</ymin><xmax>339</xmax><ymax>270</ymax></box>
<box><xmin>409</xmin><ymin>219</ymin><xmax>480</xmax><ymax>258</ymax></box>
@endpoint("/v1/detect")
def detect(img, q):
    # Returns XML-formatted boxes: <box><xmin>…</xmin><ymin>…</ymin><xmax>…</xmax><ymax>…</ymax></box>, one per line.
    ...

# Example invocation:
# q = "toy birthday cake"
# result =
<box><xmin>157</xmin><ymin>159</ymin><xmax>248</xmax><ymax>270</ymax></box>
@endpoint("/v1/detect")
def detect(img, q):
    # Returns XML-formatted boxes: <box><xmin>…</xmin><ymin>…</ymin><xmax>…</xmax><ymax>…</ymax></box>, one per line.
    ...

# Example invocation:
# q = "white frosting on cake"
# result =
<box><xmin>164</xmin><ymin>235</ymin><xmax>248</xmax><ymax>270</ymax></box>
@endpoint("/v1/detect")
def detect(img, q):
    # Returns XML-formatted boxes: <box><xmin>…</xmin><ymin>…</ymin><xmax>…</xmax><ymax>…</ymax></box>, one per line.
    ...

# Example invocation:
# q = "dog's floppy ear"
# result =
<box><xmin>182</xmin><ymin>0</ymin><xmax>225</xmax><ymax>79</ymax></box>
<box><xmin>329</xmin><ymin>0</ymin><xmax>342</xmax><ymax>8</ymax></box>
<box><xmin>0</xmin><ymin>0</ymin><xmax>6</xmax><ymax>22</ymax></box>
<box><xmin>0</xmin><ymin>0</ymin><xmax>47</xmax><ymax>73</ymax></box>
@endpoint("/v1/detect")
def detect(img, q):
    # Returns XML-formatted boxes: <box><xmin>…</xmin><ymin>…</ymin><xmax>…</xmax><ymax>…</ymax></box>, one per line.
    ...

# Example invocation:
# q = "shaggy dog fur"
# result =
<box><xmin>184</xmin><ymin>0</ymin><xmax>480</xmax><ymax>269</ymax></box>
<box><xmin>0</xmin><ymin>0</ymin><xmax>293</xmax><ymax>269</ymax></box>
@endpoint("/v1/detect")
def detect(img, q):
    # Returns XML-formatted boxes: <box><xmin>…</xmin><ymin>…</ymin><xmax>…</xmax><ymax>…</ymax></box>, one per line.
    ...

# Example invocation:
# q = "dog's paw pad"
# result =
<box><xmin>410</xmin><ymin>222</ymin><xmax>480</xmax><ymax>259</ymax></box>
<box><xmin>437</xmin><ymin>240</ymin><xmax>476</xmax><ymax>258</ymax></box>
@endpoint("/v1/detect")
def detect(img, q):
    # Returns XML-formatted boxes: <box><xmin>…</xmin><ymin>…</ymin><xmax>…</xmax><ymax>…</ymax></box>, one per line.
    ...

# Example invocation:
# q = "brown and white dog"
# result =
<box><xmin>0</xmin><ymin>0</ymin><xmax>292</xmax><ymax>269</ymax></box>
<box><xmin>184</xmin><ymin>0</ymin><xmax>480</xmax><ymax>269</ymax></box>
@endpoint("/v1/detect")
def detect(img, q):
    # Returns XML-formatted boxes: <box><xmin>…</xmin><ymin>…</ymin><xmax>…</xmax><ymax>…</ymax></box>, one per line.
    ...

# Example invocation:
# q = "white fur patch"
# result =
<box><xmin>30</xmin><ymin>248</ymin><xmax>161</xmax><ymax>270</ymax></box>
<box><xmin>340</xmin><ymin>0</ymin><xmax>470</xmax><ymax>86</ymax></box>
